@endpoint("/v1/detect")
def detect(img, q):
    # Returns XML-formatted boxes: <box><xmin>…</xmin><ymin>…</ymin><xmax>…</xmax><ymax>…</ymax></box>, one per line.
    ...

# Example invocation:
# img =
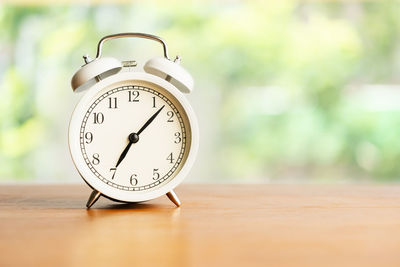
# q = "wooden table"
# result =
<box><xmin>0</xmin><ymin>184</ymin><xmax>399</xmax><ymax>267</ymax></box>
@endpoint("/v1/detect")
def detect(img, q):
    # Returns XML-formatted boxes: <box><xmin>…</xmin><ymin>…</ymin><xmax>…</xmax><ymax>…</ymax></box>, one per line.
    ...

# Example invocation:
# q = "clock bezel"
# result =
<box><xmin>68</xmin><ymin>71</ymin><xmax>199</xmax><ymax>203</ymax></box>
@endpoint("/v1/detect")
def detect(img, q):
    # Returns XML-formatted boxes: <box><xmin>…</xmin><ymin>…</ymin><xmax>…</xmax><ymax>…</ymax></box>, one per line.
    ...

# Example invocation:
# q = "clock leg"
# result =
<box><xmin>86</xmin><ymin>190</ymin><xmax>101</xmax><ymax>208</ymax></box>
<box><xmin>166</xmin><ymin>190</ymin><xmax>181</xmax><ymax>207</ymax></box>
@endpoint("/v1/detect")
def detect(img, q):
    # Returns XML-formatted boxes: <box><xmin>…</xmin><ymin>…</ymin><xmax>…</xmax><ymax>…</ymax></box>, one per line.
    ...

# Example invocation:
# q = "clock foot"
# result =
<box><xmin>86</xmin><ymin>190</ymin><xmax>101</xmax><ymax>208</ymax></box>
<box><xmin>166</xmin><ymin>190</ymin><xmax>181</xmax><ymax>207</ymax></box>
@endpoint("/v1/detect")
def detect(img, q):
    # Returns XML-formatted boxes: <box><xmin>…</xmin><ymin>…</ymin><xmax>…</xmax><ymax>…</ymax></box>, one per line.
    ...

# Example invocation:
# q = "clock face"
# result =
<box><xmin>78</xmin><ymin>83</ymin><xmax>192</xmax><ymax>193</ymax></box>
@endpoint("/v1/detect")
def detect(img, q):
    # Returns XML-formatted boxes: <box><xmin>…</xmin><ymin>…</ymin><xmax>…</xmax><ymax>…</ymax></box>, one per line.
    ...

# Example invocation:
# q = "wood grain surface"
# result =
<box><xmin>0</xmin><ymin>184</ymin><xmax>399</xmax><ymax>267</ymax></box>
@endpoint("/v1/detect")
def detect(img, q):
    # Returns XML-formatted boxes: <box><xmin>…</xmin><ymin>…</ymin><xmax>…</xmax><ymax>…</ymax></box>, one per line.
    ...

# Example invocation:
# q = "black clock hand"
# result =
<box><xmin>114</xmin><ymin>105</ymin><xmax>165</xmax><ymax>168</ymax></box>
<box><xmin>115</xmin><ymin>138</ymin><xmax>134</xmax><ymax>168</ymax></box>
<box><xmin>137</xmin><ymin>105</ymin><xmax>165</xmax><ymax>135</ymax></box>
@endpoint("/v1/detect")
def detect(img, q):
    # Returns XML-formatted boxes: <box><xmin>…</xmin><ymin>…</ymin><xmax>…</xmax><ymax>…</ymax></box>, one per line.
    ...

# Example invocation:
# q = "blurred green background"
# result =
<box><xmin>1</xmin><ymin>0</ymin><xmax>400</xmax><ymax>183</ymax></box>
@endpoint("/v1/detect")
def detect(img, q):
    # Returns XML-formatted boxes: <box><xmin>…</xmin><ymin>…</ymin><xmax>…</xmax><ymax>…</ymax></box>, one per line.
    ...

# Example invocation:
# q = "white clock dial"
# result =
<box><xmin>79</xmin><ymin>84</ymin><xmax>191</xmax><ymax>192</ymax></box>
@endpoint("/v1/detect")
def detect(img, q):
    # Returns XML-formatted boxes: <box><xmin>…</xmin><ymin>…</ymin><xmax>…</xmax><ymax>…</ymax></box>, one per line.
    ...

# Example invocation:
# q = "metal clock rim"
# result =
<box><xmin>95</xmin><ymin>32</ymin><xmax>170</xmax><ymax>60</ymax></box>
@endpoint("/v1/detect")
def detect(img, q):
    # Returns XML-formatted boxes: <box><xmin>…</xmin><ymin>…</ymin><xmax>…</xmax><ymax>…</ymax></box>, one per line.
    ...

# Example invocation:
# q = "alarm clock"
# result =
<box><xmin>68</xmin><ymin>33</ymin><xmax>199</xmax><ymax>208</ymax></box>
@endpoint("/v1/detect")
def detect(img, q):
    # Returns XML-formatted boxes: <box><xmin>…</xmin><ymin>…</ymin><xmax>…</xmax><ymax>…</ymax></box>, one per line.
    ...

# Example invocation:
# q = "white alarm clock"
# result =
<box><xmin>68</xmin><ymin>33</ymin><xmax>199</xmax><ymax>208</ymax></box>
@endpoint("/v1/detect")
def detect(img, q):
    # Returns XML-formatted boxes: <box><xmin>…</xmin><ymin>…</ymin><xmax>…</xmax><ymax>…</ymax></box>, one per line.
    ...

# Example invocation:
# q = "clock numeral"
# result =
<box><xmin>91</xmin><ymin>153</ymin><xmax>100</xmax><ymax>165</ymax></box>
<box><xmin>166</xmin><ymin>153</ymin><xmax>175</xmax><ymax>164</ymax></box>
<box><xmin>152</xmin><ymin>168</ymin><xmax>160</xmax><ymax>180</ymax></box>
<box><xmin>167</xmin><ymin>111</ymin><xmax>174</xmax><ymax>122</ymax></box>
<box><xmin>110</xmin><ymin>168</ymin><xmax>117</xmax><ymax>180</ymax></box>
<box><xmin>174</xmin><ymin>132</ymin><xmax>182</xmax><ymax>144</ymax></box>
<box><xmin>128</xmin><ymin>90</ymin><xmax>139</xmax><ymax>102</ymax></box>
<box><xmin>108</xmin><ymin>97</ymin><xmax>118</xmax><ymax>109</ymax></box>
<box><xmin>93</xmin><ymin>112</ymin><xmax>104</xmax><ymax>124</ymax></box>
<box><xmin>130</xmin><ymin>174</ymin><xmax>138</xmax><ymax>186</ymax></box>
<box><xmin>152</xmin><ymin>96</ymin><xmax>156</xmax><ymax>108</ymax></box>
<box><xmin>85</xmin><ymin>132</ymin><xmax>93</xmax><ymax>144</ymax></box>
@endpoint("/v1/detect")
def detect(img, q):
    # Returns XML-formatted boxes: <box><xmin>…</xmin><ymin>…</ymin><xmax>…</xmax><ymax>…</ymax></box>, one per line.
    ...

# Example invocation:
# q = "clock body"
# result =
<box><xmin>68</xmin><ymin>71</ymin><xmax>199</xmax><ymax>203</ymax></box>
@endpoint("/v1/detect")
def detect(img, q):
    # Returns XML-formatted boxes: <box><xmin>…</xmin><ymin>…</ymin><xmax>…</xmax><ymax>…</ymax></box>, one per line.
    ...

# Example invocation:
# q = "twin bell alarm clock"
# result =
<box><xmin>68</xmin><ymin>33</ymin><xmax>199</xmax><ymax>208</ymax></box>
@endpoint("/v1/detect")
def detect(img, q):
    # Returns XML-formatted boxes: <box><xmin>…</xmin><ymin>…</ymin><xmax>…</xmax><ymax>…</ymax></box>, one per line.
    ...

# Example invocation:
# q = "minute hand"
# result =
<box><xmin>114</xmin><ymin>105</ymin><xmax>165</xmax><ymax>168</ymax></box>
<box><xmin>137</xmin><ymin>105</ymin><xmax>165</xmax><ymax>135</ymax></box>
<box><xmin>115</xmin><ymin>141</ymin><xmax>133</xmax><ymax>168</ymax></box>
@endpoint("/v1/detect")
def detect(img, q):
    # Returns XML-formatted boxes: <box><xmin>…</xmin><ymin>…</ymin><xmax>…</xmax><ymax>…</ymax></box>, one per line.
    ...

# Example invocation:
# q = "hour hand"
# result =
<box><xmin>114</xmin><ymin>105</ymin><xmax>165</xmax><ymax>168</ymax></box>
<box><xmin>137</xmin><ymin>105</ymin><xmax>165</xmax><ymax>135</ymax></box>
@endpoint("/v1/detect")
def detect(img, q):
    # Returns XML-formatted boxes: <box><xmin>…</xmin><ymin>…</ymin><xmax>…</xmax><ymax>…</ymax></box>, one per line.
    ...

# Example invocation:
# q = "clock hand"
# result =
<box><xmin>114</xmin><ymin>105</ymin><xmax>165</xmax><ymax>168</ymax></box>
<box><xmin>115</xmin><ymin>136</ymin><xmax>135</xmax><ymax>168</ymax></box>
<box><xmin>137</xmin><ymin>105</ymin><xmax>165</xmax><ymax>135</ymax></box>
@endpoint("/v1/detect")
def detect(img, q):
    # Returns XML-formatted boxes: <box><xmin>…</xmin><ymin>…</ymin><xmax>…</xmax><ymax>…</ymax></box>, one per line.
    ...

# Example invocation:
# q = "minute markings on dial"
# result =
<box><xmin>79</xmin><ymin>85</ymin><xmax>188</xmax><ymax>192</ymax></box>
